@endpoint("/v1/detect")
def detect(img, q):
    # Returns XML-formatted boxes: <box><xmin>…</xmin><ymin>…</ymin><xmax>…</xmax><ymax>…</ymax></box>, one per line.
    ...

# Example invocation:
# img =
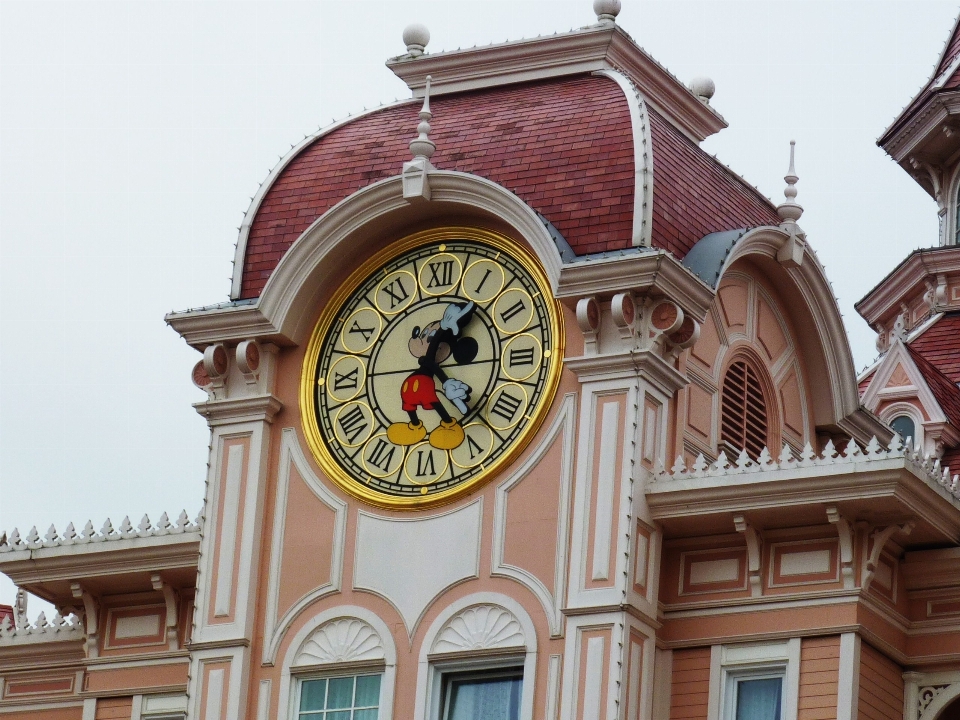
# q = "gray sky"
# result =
<box><xmin>0</xmin><ymin>0</ymin><xmax>954</xmax><ymax>609</ymax></box>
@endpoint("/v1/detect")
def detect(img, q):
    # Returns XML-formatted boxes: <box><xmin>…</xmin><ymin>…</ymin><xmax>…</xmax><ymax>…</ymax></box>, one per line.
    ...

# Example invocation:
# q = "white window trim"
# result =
<box><xmin>707</xmin><ymin>639</ymin><xmax>800</xmax><ymax>720</ymax></box>
<box><xmin>878</xmin><ymin>402</ymin><xmax>925</xmax><ymax>450</ymax></box>
<box><xmin>277</xmin><ymin>606</ymin><xmax>397</xmax><ymax>720</ymax></box>
<box><xmin>414</xmin><ymin>593</ymin><xmax>538</xmax><ymax>720</ymax></box>
<box><xmin>293</xmin><ymin>670</ymin><xmax>385</xmax><ymax>719</ymax></box>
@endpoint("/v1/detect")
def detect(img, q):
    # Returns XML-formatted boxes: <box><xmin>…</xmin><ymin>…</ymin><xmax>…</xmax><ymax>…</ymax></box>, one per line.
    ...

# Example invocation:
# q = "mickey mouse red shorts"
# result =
<box><xmin>401</xmin><ymin>373</ymin><xmax>440</xmax><ymax>411</ymax></box>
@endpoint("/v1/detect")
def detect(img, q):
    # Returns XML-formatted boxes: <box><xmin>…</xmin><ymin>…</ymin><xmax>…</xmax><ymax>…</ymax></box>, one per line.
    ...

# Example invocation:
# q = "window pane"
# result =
<box><xmin>448</xmin><ymin>676</ymin><xmax>522</xmax><ymax>720</ymax></box>
<box><xmin>300</xmin><ymin>679</ymin><xmax>327</xmax><ymax>712</ymax></box>
<box><xmin>355</xmin><ymin>675</ymin><xmax>381</xmax><ymax>707</ymax></box>
<box><xmin>354</xmin><ymin>710</ymin><xmax>379</xmax><ymax>720</ymax></box>
<box><xmin>736</xmin><ymin>678</ymin><xmax>782</xmax><ymax>720</ymax></box>
<box><xmin>890</xmin><ymin>415</ymin><xmax>916</xmax><ymax>444</ymax></box>
<box><xmin>326</xmin><ymin>712</ymin><xmax>351</xmax><ymax>720</ymax></box>
<box><xmin>326</xmin><ymin>677</ymin><xmax>354</xmax><ymax>709</ymax></box>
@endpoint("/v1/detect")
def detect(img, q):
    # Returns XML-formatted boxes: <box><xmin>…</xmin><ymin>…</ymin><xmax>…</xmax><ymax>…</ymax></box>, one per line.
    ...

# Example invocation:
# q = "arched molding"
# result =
<box><xmin>718</xmin><ymin>226</ymin><xmax>861</xmax><ymax>429</ymax></box>
<box><xmin>414</xmin><ymin>592</ymin><xmax>538</xmax><ymax>720</ymax></box>
<box><xmin>944</xmin><ymin>160</ymin><xmax>960</xmax><ymax>245</ymax></box>
<box><xmin>256</xmin><ymin>172</ymin><xmax>562</xmax><ymax>345</ymax></box>
<box><xmin>876</xmin><ymin>401</ymin><xmax>925</xmax><ymax>449</ymax></box>
<box><xmin>230</xmin><ymin>101</ymin><xmax>414</xmax><ymax>299</ymax></box>
<box><xmin>718</xmin><ymin>343</ymin><xmax>782</xmax><ymax>453</ymax></box>
<box><xmin>277</xmin><ymin>606</ymin><xmax>397</xmax><ymax>720</ymax></box>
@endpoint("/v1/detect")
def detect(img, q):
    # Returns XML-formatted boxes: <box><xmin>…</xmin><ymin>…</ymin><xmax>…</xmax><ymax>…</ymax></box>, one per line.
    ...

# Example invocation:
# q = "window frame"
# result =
<box><xmin>437</xmin><ymin>663</ymin><xmax>525</xmax><ymax>720</ymax></box>
<box><xmin>718</xmin><ymin>351</ymin><xmax>780</xmax><ymax>460</ymax></box>
<box><xmin>708</xmin><ymin>639</ymin><xmax>800</xmax><ymax>720</ymax></box>
<box><xmin>293</xmin><ymin>669</ymin><xmax>385</xmax><ymax>720</ymax></box>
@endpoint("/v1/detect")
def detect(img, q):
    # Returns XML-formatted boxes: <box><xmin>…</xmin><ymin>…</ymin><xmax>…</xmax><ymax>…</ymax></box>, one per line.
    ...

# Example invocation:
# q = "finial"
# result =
<box><xmin>688</xmin><ymin>77</ymin><xmax>715</xmax><ymax>104</ymax></box>
<box><xmin>403</xmin><ymin>23</ymin><xmax>430</xmax><ymax>57</ymax></box>
<box><xmin>409</xmin><ymin>76</ymin><xmax>435</xmax><ymax>161</ymax></box>
<box><xmin>403</xmin><ymin>76</ymin><xmax>435</xmax><ymax>202</ymax></box>
<box><xmin>777</xmin><ymin>140</ymin><xmax>803</xmax><ymax>224</ymax></box>
<box><xmin>594</xmin><ymin>0</ymin><xmax>621</xmax><ymax>24</ymax></box>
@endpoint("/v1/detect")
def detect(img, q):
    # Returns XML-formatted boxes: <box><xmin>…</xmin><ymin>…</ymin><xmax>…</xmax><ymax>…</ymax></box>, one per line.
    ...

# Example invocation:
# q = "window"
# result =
<box><xmin>890</xmin><ymin>415</ymin><xmax>916</xmax><ymax>444</ymax></box>
<box><xmin>729</xmin><ymin>673</ymin><xmax>783</xmax><ymax>720</ymax></box>
<box><xmin>441</xmin><ymin>668</ymin><xmax>522</xmax><ymax>720</ymax></box>
<box><xmin>721</xmin><ymin>359</ymin><xmax>769</xmax><ymax>458</ymax></box>
<box><xmin>297</xmin><ymin>674</ymin><xmax>381</xmax><ymax>720</ymax></box>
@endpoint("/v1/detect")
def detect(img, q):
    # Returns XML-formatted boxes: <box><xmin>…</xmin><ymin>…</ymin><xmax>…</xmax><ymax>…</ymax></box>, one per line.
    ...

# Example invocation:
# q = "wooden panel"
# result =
<box><xmin>798</xmin><ymin>636</ymin><xmax>839</xmax><ymax>720</ymax></box>
<box><xmin>96</xmin><ymin>696</ymin><xmax>134</xmax><ymax>720</ymax></box>
<box><xmin>858</xmin><ymin>643</ymin><xmax>903</xmax><ymax>720</ymax></box>
<box><xmin>670</xmin><ymin>647</ymin><xmax>711</xmax><ymax>720</ymax></box>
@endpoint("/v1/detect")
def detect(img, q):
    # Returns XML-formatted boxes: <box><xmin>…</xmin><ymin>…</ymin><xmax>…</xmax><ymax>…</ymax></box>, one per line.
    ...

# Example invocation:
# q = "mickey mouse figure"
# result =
<box><xmin>386</xmin><ymin>300</ymin><xmax>478</xmax><ymax>450</ymax></box>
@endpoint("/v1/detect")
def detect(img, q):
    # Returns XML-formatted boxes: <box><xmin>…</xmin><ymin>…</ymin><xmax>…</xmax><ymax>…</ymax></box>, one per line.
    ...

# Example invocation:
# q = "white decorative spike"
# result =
<box><xmin>409</xmin><ymin>76</ymin><xmax>436</xmax><ymax>161</ymax></box>
<box><xmin>118</xmin><ymin>516</ymin><xmax>135</xmax><ymax>538</ymax></box>
<box><xmin>51</xmin><ymin>612</ymin><xmax>65</xmax><ymax>628</ymax></box>
<box><xmin>176</xmin><ymin>510</ymin><xmax>190</xmax><ymax>532</ymax></box>
<box><xmin>757</xmin><ymin>446</ymin><xmax>775</xmax><ymax>470</ymax></box>
<box><xmin>80</xmin><ymin>520</ymin><xmax>96</xmax><ymax>543</ymax></box>
<box><xmin>8</xmin><ymin>528</ymin><xmax>21</xmax><ymax>549</ymax></box>
<box><xmin>943</xmin><ymin>467</ymin><xmax>951</xmax><ymax>486</ymax></box>
<box><xmin>43</xmin><ymin>524</ymin><xmax>59</xmax><ymax>548</ymax></box>
<box><xmin>842</xmin><ymin>438</ymin><xmax>862</xmax><ymax>459</ymax></box>
<box><xmin>799</xmin><ymin>443</ymin><xmax>817</xmax><ymax>467</ymax></box>
<box><xmin>692</xmin><ymin>454</ymin><xmax>708</xmax><ymax>477</ymax></box>
<box><xmin>777</xmin><ymin>140</ymin><xmax>803</xmax><ymax>224</ymax></box>
<box><xmin>34</xmin><ymin>612</ymin><xmax>48</xmax><ymax>629</ymax></box>
<box><xmin>778</xmin><ymin>444</ymin><xmax>795</xmax><ymax>468</ymax></box>
<box><xmin>62</xmin><ymin>522</ymin><xmax>77</xmax><ymax>544</ymax></box>
<box><xmin>99</xmin><ymin>518</ymin><xmax>115</xmax><ymax>541</ymax></box>
<box><xmin>888</xmin><ymin>433</ymin><xmax>904</xmax><ymax>455</ymax></box>
<box><xmin>653</xmin><ymin>458</ymin><xmax>666</xmax><ymax>478</ymax></box>
<box><xmin>708</xmin><ymin>453</ymin><xmax>730</xmax><ymax>477</ymax></box>
<box><xmin>25</xmin><ymin>526</ymin><xmax>41</xmax><ymax>550</ymax></box>
<box><xmin>864</xmin><ymin>436</ymin><xmax>884</xmax><ymax>459</ymax></box>
<box><xmin>735</xmin><ymin>449</ymin><xmax>751</xmax><ymax>469</ymax></box>
<box><xmin>137</xmin><ymin>514</ymin><xmax>152</xmax><ymax>537</ymax></box>
<box><xmin>193</xmin><ymin>510</ymin><xmax>203</xmax><ymax>529</ymax></box>
<box><xmin>671</xmin><ymin>456</ymin><xmax>687</xmax><ymax>477</ymax></box>
<box><xmin>819</xmin><ymin>439</ymin><xmax>838</xmax><ymax>463</ymax></box>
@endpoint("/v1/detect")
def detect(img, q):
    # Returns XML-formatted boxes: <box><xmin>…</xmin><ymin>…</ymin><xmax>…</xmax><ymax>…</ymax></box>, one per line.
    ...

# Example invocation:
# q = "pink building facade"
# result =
<box><xmin>4</xmin><ymin>3</ymin><xmax>960</xmax><ymax>719</ymax></box>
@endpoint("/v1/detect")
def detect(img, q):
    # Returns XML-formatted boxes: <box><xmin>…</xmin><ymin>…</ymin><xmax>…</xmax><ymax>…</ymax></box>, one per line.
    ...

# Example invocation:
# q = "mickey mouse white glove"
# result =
<box><xmin>443</xmin><ymin>378</ymin><xmax>471</xmax><ymax>415</ymax></box>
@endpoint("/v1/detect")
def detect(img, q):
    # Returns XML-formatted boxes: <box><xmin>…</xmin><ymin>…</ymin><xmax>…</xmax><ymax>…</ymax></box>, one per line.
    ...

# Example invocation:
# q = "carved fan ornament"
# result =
<box><xmin>292</xmin><ymin>618</ymin><xmax>385</xmax><ymax>667</ymax></box>
<box><xmin>432</xmin><ymin>605</ymin><xmax>525</xmax><ymax>655</ymax></box>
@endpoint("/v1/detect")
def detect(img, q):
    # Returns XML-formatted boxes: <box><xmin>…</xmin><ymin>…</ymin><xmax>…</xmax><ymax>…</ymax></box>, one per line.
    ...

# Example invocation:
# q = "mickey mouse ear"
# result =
<box><xmin>453</xmin><ymin>337</ymin><xmax>479</xmax><ymax>365</ymax></box>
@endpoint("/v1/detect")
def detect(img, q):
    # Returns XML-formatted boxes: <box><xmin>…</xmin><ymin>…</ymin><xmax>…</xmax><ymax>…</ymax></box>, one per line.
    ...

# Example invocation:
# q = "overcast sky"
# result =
<box><xmin>0</xmin><ymin>0</ymin><xmax>956</xmax><ymax>610</ymax></box>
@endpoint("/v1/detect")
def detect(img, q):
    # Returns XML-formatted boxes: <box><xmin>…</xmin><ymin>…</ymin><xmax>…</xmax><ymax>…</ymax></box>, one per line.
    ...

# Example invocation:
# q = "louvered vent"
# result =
<box><xmin>721</xmin><ymin>360</ymin><xmax>768</xmax><ymax>459</ymax></box>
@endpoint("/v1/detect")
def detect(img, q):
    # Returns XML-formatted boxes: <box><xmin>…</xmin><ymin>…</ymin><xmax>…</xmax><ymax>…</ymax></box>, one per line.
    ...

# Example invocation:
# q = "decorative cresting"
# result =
<box><xmin>657</xmin><ymin>434</ymin><xmax>960</xmax><ymax>502</ymax></box>
<box><xmin>431</xmin><ymin>604</ymin><xmax>525</xmax><ymax>655</ymax></box>
<box><xmin>300</xmin><ymin>227</ymin><xmax>564</xmax><ymax>509</ymax></box>
<box><xmin>0</xmin><ymin>611</ymin><xmax>82</xmax><ymax>645</ymax></box>
<box><xmin>292</xmin><ymin>618</ymin><xmax>386</xmax><ymax>667</ymax></box>
<box><xmin>0</xmin><ymin>510</ymin><xmax>201</xmax><ymax>552</ymax></box>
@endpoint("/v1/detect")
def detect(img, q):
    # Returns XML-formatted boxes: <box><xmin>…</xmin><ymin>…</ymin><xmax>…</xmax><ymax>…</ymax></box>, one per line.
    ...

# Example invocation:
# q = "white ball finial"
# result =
<box><xmin>403</xmin><ymin>23</ymin><xmax>430</xmax><ymax>57</ymax></box>
<box><xmin>593</xmin><ymin>0</ymin><xmax>621</xmax><ymax>24</ymax></box>
<box><xmin>688</xmin><ymin>76</ymin><xmax>716</xmax><ymax>104</ymax></box>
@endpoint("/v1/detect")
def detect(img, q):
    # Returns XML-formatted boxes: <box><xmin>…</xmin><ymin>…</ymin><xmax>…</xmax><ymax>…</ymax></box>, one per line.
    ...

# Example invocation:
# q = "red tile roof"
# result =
<box><xmin>647</xmin><ymin>107</ymin><xmax>780</xmax><ymax>259</ymax></box>
<box><xmin>858</xmin><ymin>369</ymin><xmax>875</xmax><ymax>395</ymax></box>
<box><xmin>943</xmin><ymin>445</ymin><xmax>960</xmax><ymax>474</ymax></box>
<box><xmin>238</xmin><ymin>74</ymin><xmax>781</xmax><ymax>298</ymax></box>
<box><xmin>239</xmin><ymin>75</ymin><xmax>634</xmax><ymax>298</ymax></box>
<box><xmin>909</xmin><ymin>313</ymin><xmax>960</xmax><ymax>383</ymax></box>
<box><xmin>908</xmin><ymin>345</ymin><xmax>960</xmax><ymax>429</ymax></box>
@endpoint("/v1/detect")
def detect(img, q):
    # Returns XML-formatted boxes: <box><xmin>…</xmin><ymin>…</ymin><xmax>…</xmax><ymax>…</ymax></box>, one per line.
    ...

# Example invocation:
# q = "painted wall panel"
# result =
<box><xmin>858</xmin><ymin>644</ymin><xmax>902</xmax><ymax>720</ymax></box>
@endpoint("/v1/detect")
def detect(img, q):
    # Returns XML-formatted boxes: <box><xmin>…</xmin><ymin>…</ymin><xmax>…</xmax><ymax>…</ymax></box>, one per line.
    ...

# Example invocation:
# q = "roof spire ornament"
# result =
<box><xmin>777</xmin><ymin>140</ymin><xmax>803</xmax><ymax>224</ymax></box>
<box><xmin>402</xmin><ymin>23</ymin><xmax>430</xmax><ymax>57</ymax></box>
<box><xmin>594</xmin><ymin>0</ymin><xmax>621</xmax><ymax>25</ymax></box>
<box><xmin>403</xmin><ymin>75</ymin><xmax>436</xmax><ymax>202</ymax></box>
<box><xmin>775</xmin><ymin>140</ymin><xmax>806</xmax><ymax>269</ymax></box>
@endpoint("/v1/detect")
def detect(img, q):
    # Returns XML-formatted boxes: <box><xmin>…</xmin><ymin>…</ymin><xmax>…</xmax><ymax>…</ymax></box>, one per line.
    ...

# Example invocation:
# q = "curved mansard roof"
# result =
<box><xmin>235</xmin><ymin>73</ymin><xmax>780</xmax><ymax>299</ymax></box>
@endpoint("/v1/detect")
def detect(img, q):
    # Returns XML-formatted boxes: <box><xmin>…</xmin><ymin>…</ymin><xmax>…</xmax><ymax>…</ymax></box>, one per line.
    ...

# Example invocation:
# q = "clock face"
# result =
<box><xmin>301</xmin><ymin>228</ymin><xmax>563</xmax><ymax>508</ymax></box>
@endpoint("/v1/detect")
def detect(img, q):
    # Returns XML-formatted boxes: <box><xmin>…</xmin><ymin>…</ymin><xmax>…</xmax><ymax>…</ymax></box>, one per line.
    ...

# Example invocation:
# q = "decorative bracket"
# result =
<box><xmin>611</xmin><ymin>292</ymin><xmax>636</xmax><ymax>341</ymax></box>
<box><xmin>151</xmin><ymin>573</ymin><xmax>180</xmax><ymax>650</ymax></box>
<box><xmin>71</xmin><ymin>582</ymin><xmax>99</xmax><ymax>658</ymax></box>
<box><xmin>575</xmin><ymin>296</ymin><xmax>600</xmax><ymax>355</ymax></box>
<box><xmin>734</xmin><ymin>514</ymin><xmax>763</xmax><ymax>597</ymax></box>
<box><xmin>826</xmin><ymin>506</ymin><xmax>855</xmax><ymax>589</ymax></box>
<box><xmin>235</xmin><ymin>339</ymin><xmax>261</xmax><ymax>386</ymax></box>
<box><xmin>862</xmin><ymin>521</ymin><xmax>914</xmax><ymax>593</ymax></box>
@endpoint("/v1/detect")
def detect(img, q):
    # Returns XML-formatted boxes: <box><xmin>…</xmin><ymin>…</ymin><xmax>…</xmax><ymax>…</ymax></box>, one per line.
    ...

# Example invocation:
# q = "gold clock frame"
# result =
<box><xmin>299</xmin><ymin>227</ymin><xmax>565</xmax><ymax>510</ymax></box>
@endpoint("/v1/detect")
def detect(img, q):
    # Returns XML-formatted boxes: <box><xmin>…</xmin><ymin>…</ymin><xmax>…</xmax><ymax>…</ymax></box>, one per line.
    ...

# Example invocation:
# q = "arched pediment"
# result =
<box><xmin>292</xmin><ymin>617</ymin><xmax>385</xmax><ymax>668</ymax></box>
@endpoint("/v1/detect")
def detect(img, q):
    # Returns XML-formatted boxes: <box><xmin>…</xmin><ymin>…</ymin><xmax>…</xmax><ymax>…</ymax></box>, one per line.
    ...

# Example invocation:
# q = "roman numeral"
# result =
<box><xmin>426</xmin><ymin>260</ymin><xmax>454</xmax><ymax>288</ymax></box>
<box><xmin>381</xmin><ymin>277</ymin><xmax>409</xmax><ymax>309</ymax></box>
<box><xmin>508</xmin><ymin>347</ymin><xmax>535</xmax><ymax>367</ymax></box>
<box><xmin>466</xmin><ymin>434</ymin><xmax>485</xmax><ymax>460</ymax></box>
<box><xmin>366</xmin><ymin>438</ymin><xmax>396</xmax><ymax>472</ymax></box>
<box><xmin>349</xmin><ymin>320</ymin><xmax>375</xmax><ymax>343</ymax></box>
<box><xmin>337</xmin><ymin>406</ymin><xmax>368</xmax><ymax>444</ymax></box>
<box><xmin>490</xmin><ymin>390</ymin><xmax>523</xmax><ymax>423</ymax></box>
<box><xmin>474</xmin><ymin>268</ymin><xmax>492</xmax><ymax>294</ymax></box>
<box><xmin>333</xmin><ymin>367</ymin><xmax>359</xmax><ymax>391</ymax></box>
<box><xmin>414</xmin><ymin>450</ymin><xmax>436</xmax><ymax>477</ymax></box>
<box><xmin>499</xmin><ymin>299</ymin><xmax>526</xmax><ymax>323</ymax></box>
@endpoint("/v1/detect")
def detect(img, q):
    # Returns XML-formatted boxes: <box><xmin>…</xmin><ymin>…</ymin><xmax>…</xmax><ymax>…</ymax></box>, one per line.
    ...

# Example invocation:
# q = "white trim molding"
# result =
<box><xmin>492</xmin><ymin>393</ymin><xmax>577</xmax><ymax>637</ymax></box>
<box><xmin>276</xmin><ymin>606</ymin><xmax>397</xmax><ymax>720</ymax></box>
<box><xmin>707</xmin><ymin>638</ymin><xmax>801</xmax><ymax>720</ymax></box>
<box><xmin>414</xmin><ymin>593</ymin><xmax>538</xmax><ymax>720</ymax></box>
<box><xmin>262</xmin><ymin>428</ymin><xmax>348</xmax><ymax>665</ymax></box>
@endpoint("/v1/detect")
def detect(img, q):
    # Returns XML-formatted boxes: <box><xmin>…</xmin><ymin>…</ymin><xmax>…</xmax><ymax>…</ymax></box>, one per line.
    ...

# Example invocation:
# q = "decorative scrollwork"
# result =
<box><xmin>919</xmin><ymin>685</ymin><xmax>950</xmax><ymax>714</ymax></box>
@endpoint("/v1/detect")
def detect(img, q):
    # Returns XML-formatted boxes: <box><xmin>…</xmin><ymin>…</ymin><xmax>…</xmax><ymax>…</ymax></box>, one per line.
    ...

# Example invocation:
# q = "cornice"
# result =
<box><xmin>556</xmin><ymin>250</ymin><xmax>715</xmax><ymax>323</ymax></box>
<box><xmin>193</xmin><ymin>394</ymin><xmax>283</xmax><ymax>426</ymax></box>
<box><xmin>387</xmin><ymin>25</ymin><xmax>725</xmax><ymax>143</ymax></box>
<box><xmin>564</xmin><ymin>349</ymin><xmax>688</xmax><ymax>393</ymax></box>
<box><xmin>856</xmin><ymin>246</ymin><xmax>960</xmax><ymax>325</ymax></box>
<box><xmin>165</xmin><ymin>304</ymin><xmax>283</xmax><ymax>350</ymax></box>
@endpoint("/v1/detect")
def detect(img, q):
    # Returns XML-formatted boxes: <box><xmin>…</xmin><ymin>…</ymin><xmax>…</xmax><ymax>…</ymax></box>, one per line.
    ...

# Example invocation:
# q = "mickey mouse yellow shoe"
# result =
<box><xmin>429</xmin><ymin>419</ymin><xmax>465</xmax><ymax>450</ymax></box>
<box><xmin>387</xmin><ymin>421</ymin><xmax>427</xmax><ymax>446</ymax></box>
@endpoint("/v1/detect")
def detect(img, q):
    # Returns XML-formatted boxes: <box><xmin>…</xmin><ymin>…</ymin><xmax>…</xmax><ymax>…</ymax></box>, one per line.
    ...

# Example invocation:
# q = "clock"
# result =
<box><xmin>300</xmin><ymin>228</ymin><xmax>564</xmax><ymax>508</ymax></box>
